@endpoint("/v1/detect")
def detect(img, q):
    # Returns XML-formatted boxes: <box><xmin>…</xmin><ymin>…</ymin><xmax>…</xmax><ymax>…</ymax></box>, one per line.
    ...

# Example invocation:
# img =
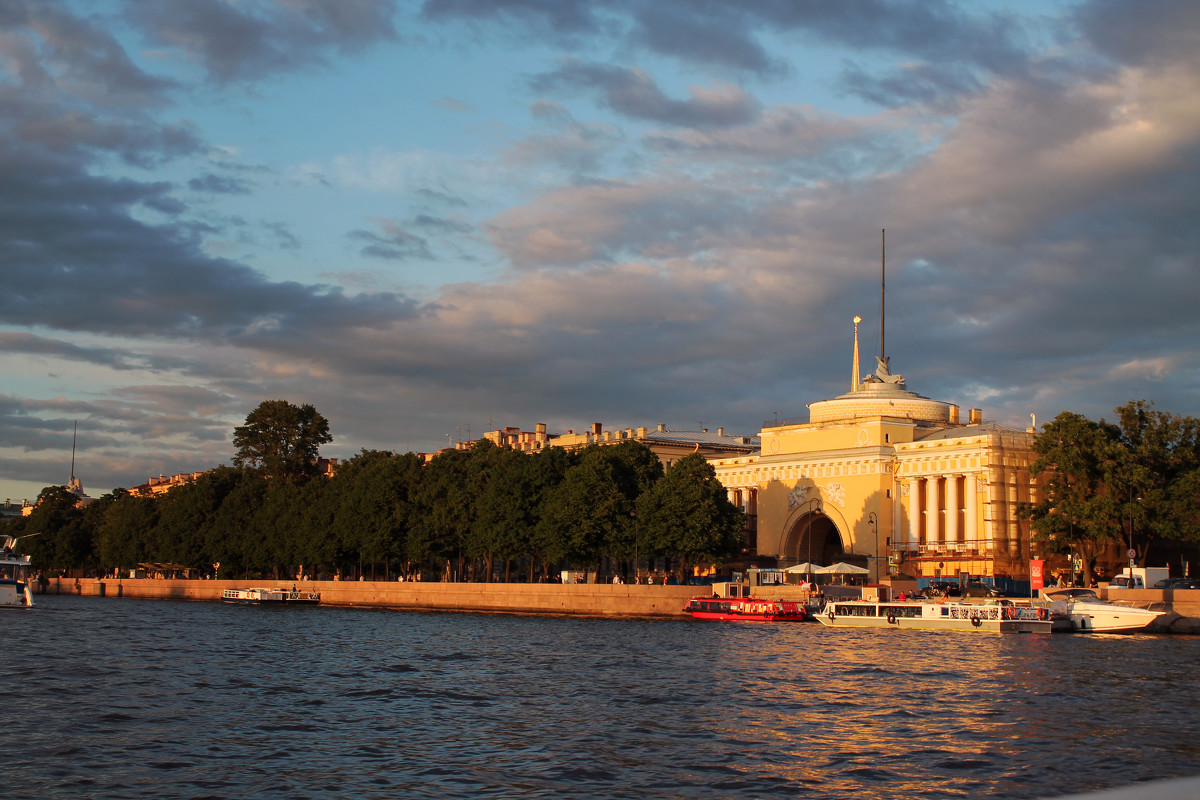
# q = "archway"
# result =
<box><xmin>783</xmin><ymin>511</ymin><xmax>844</xmax><ymax>567</ymax></box>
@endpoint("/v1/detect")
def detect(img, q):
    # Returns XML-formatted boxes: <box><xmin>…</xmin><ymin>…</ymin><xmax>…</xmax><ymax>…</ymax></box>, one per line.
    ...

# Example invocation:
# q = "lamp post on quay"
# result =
<box><xmin>867</xmin><ymin>512</ymin><xmax>879</xmax><ymax>583</ymax></box>
<box><xmin>804</xmin><ymin>498</ymin><xmax>823</xmax><ymax>586</ymax></box>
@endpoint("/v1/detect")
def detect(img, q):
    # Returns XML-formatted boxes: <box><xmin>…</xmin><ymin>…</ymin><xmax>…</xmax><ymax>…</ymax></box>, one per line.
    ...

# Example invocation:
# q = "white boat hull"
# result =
<box><xmin>222</xmin><ymin>588</ymin><xmax>320</xmax><ymax>605</ymax></box>
<box><xmin>0</xmin><ymin>581</ymin><xmax>33</xmax><ymax>608</ymax></box>
<box><xmin>1059</xmin><ymin>601</ymin><xmax>1163</xmax><ymax>633</ymax></box>
<box><xmin>815</xmin><ymin>600</ymin><xmax>1057</xmax><ymax>633</ymax></box>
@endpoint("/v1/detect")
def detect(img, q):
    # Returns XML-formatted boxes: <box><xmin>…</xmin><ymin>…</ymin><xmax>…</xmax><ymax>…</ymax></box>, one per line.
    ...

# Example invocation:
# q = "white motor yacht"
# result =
<box><xmin>1043</xmin><ymin>588</ymin><xmax>1164</xmax><ymax>633</ymax></box>
<box><xmin>1</xmin><ymin>536</ymin><xmax>34</xmax><ymax>607</ymax></box>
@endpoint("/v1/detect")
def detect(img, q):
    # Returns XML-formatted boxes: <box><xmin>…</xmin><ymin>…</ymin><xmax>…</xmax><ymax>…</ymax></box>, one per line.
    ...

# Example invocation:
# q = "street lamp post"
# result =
<box><xmin>631</xmin><ymin>510</ymin><xmax>639</xmax><ymax>584</ymax></box>
<box><xmin>867</xmin><ymin>512</ymin><xmax>879</xmax><ymax>583</ymax></box>
<box><xmin>804</xmin><ymin>498</ymin><xmax>822</xmax><ymax>585</ymax></box>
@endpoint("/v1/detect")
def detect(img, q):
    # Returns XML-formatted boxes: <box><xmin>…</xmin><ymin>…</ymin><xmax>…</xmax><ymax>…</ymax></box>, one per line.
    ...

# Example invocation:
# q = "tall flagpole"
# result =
<box><xmin>70</xmin><ymin>420</ymin><xmax>77</xmax><ymax>484</ymax></box>
<box><xmin>881</xmin><ymin>228</ymin><xmax>886</xmax><ymax>363</ymax></box>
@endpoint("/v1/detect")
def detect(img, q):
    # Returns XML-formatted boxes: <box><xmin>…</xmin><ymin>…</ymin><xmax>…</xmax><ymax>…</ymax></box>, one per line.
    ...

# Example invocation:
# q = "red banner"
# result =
<box><xmin>1030</xmin><ymin>559</ymin><xmax>1045</xmax><ymax>591</ymax></box>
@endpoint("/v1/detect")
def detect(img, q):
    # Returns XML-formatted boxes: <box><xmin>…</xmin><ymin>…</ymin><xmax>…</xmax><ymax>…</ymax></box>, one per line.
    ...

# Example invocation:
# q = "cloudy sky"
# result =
<box><xmin>2</xmin><ymin>0</ymin><xmax>1198</xmax><ymax>501</ymax></box>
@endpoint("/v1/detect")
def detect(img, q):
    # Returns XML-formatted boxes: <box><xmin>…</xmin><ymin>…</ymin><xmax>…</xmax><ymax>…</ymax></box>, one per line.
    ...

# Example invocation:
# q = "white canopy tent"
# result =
<box><xmin>816</xmin><ymin>562</ymin><xmax>869</xmax><ymax>575</ymax></box>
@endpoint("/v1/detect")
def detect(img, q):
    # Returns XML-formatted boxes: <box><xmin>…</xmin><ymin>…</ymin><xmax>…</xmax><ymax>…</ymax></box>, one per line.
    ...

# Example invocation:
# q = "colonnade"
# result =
<box><xmin>901</xmin><ymin>473</ymin><xmax>985</xmax><ymax>552</ymax></box>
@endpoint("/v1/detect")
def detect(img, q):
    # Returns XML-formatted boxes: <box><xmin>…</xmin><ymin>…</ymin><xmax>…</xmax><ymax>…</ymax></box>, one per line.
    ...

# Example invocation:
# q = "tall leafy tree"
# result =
<box><xmin>410</xmin><ymin>447</ymin><xmax>473</xmax><ymax>579</ymax></box>
<box><xmin>1025</xmin><ymin>411</ymin><xmax>1124</xmax><ymax>584</ymax></box>
<box><xmin>232</xmin><ymin>400</ymin><xmax>333</xmax><ymax>485</ymax></box>
<box><xmin>468</xmin><ymin>445</ymin><xmax>529</xmax><ymax>582</ymax></box>
<box><xmin>638</xmin><ymin>453</ymin><xmax>744</xmax><ymax>581</ymax></box>
<box><xmin>97</xmin><ymin>490</ymin><xmax>160</xmax><ymax>573</ymax></box>
<box><xmin>1113</xmin><ymin>400</ymin><xmax>1200</xmax><ymax>554</ymax></box>
<box><xmin>20</xmin><ymin>486</ymin><xmax>94</xmax><ymax>574</ymax></box>
<box><xmin>538</xmin><ymin>442</ymin><xmax>662</xmax><ymax>577</ymax></box>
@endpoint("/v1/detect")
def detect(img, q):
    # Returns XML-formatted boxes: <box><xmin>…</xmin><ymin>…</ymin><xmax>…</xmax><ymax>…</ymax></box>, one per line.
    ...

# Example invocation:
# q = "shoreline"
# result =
<box><xmin>36</xmin><ymin>577</ymin><xmax>1200</xmax><ymax>632</ymax></box>
<box><xmin>41</xmin><ymin>576</ymin><xmax>700</xmax><ymax>619</ymax></box>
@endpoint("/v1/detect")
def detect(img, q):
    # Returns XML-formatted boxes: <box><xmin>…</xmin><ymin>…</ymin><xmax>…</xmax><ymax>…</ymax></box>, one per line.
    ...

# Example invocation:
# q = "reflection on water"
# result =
<box><xmin>2</xmin><ymin>596</ymin><xmax>1198</xmax><ymax>799</ymax></box>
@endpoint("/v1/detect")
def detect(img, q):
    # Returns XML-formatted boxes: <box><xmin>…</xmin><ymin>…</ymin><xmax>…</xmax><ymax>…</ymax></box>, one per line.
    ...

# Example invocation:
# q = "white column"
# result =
<box><xmin>892</xmin><ymin>478</ymin><xmax>903</xmax><ymax>548</ymax></box>
<box><xmin>987</xmin><ymin>469</ymin><xmax>1003</xmax><ymax>551</ymax></box>
<box><xmin>907</xmin><ymin>478</ymin><xmax>921</xmax><ymax>547</ymax></box>
<box><xmin>965</xmin><ymin>473</ymin><xmax>978</xmax><ymax>546</ymax></box>
<box><xmin>926</xmin><ymin>476</ymin><xmax>941</xmax><ymax>546</ymax></box>
<box><xmin>946</xmin><ymin>475</ymin><xmax>960</xmax><ymax>545</ymax></box>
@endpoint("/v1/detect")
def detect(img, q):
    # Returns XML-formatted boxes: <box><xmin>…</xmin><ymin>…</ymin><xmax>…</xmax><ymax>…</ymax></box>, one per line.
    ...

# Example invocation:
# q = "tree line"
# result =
<box><xmin>1024</xmin><ymin>400</ymin><xmax>1200</xmax><ymax>585</ymax></box>
<box><xmin>7</xmin><ymin>401</ymin><xmax>745</xmax><ymax>582</ymax></box>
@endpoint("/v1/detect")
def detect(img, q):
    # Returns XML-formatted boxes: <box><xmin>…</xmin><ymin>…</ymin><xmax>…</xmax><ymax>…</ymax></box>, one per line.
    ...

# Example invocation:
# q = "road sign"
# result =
<box><xmin>1127</xmin><ymin>549</ymin><xmax>1137</xmax><ymax>559</ymax></box>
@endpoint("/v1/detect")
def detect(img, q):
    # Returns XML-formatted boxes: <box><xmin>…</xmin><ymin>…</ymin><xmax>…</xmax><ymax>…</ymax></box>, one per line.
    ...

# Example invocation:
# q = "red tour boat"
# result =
<box><xmin>684</xmin><ymin>596</ymin><xmax>809</xmax><ymax>622</ymax></box>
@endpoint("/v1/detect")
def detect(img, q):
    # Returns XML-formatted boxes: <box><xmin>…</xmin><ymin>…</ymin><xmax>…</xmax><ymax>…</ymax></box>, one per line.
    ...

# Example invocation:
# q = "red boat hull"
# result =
<box><xmin>685</xmin><ymin>597</ymin><xmax>809</xmax><ymax>622</ymax></box>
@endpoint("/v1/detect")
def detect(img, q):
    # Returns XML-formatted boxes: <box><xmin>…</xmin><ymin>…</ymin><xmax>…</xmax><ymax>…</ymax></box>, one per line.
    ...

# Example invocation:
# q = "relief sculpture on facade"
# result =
<box><xmin>822</xmin><ymin>482</ymin><xmax>846</xmax><ymax>508</ymax></box>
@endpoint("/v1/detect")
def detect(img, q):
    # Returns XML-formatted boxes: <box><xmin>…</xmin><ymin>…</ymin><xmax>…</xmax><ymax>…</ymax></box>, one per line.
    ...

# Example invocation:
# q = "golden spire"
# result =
<box><xmin>852</xmin><ymin>315</ymin><xmax>862</xmax><ymax>392</ymax></box>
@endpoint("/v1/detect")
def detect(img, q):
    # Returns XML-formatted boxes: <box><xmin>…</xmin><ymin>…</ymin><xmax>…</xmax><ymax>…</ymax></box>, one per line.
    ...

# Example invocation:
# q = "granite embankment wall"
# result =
<box><xmin>41</xmin><ymin>578</ymin><xmax>1200</xmax><ymax>631</ymax></box>
<box><xmin>45</xmin><ymin>577</ymin><xmax>699</xmax><ymax>618</ymax></box>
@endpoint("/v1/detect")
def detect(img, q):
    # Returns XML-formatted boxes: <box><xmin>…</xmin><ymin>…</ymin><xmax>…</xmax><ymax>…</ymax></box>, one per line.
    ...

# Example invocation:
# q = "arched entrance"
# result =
<box><xmin>783</xmin><ymin>511</ymin><xmax>844</xmax><ymax>567</ymax></box>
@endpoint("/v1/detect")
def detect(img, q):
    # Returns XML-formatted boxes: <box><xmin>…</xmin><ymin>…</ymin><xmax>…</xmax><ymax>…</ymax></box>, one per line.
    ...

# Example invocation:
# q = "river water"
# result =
<box><xmin>3</xmin><ymin>595</ymin><xmax>1198</xmax><ymax>799</ymax></box>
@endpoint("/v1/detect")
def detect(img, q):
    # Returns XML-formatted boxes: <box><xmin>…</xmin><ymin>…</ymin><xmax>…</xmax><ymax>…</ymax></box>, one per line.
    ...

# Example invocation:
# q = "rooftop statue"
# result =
<box><xmin>864</xmin><ymin>355</ymin><xmax>904</xmax><ymax>385</ymax></box>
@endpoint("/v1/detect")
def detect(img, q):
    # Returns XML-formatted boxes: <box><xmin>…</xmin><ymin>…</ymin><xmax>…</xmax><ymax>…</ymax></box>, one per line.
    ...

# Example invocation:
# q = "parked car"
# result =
<box><xmin>964</xmin><ymin>581</ymin><xmax>1006</xmax><ymax>598</ymax></box>
<box><xmin>919</xmin><ymin>581</ymin><xmax>960</xmax><ymax>598</ymax></box>
<box><xmin>1156</xmin><ymin>577</ymin><xmax>1200</xmax><ymax>589</ymax></box>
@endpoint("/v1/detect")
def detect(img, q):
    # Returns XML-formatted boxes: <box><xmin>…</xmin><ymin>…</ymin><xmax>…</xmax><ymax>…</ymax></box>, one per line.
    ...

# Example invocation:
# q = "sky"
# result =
<box><xmin>1</xmin><ymin>0</ymin><xmax>1198</xmax><ymax>502</ymax></box>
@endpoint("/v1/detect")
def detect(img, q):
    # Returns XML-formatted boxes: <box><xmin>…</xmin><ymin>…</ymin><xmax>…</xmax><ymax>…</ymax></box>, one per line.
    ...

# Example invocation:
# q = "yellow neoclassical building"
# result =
<box><xmin>711</xmin><ymin>318</ymin><xmax>1040</xmax><ymax>588</ymax></box>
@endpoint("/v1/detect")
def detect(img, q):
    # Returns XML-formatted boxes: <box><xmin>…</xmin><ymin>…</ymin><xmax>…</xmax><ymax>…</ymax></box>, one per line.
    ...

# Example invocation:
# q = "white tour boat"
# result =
<box><xmin>815</xmin><ymin>598</ymin><xmax>1059</xmax><ymax>633</ymax></box>
<box><xmin>1042</xmin><ymin>588</ymin><xmax>1165</xmax><ymax>633</ymax></box>
<box><xmin>222</xmin><ymin>587</ymin><xmax>321</xmax><ymax>605</ymax></box>
<box><xmin>1</xmin><ymin>536</ymin><xmax>35</xmax><ymax>608</ymax></box>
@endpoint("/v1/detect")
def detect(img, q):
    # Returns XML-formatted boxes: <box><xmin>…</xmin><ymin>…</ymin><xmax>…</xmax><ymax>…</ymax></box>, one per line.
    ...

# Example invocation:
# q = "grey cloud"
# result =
<box><xmin>420</xmin><ymin>0</ymin><xmax>606</xmax><ymax>39</ymax></box>
<box><xmin>0</xmin><ymin>389</ymin><xmax>238</xmax><ymax>491</ymax></box>
<box><xmin>5</xmin><ymin>0</ymin><xmax>178</xmax><ymax>107</ymax></box>
<box><xmin>529</xmin><ymin>59</ymin><xmax>760</xmax><ymax>128</ymax></box>
<box><xmin>414</xmin><ymin>187</ymin><xmax>469</xmax><ymax>208</ymax></box>
<box><xmin>505</xmin><ymin>101</ymin><xmax>625</xmax><ymax>172</ymax></box>
<box><xmin>350</xmin><ymin>220</ymin><xmax>435</xmax><ymax>261</ymax></box>
<box><xmin>188</xmin><ymin>173</ymin><xmax>254</xmax><ymax>195</ymax></box>
<box><xmin>422</xmin><ymin>0</ymin><xmax>1030</xmax><ymax>85</ymax></box>
<box><xmin>838</xmin><ymin>60</ymin><xmax>983</xmax><ymax>110</ymax></box>
<box><xmin>0</xmin><ymin>332</ymin><xmax>190</xmax><ymax>372</ymax></box>
<box><xmin>1074</xmin><ymin>0</ymin><xmax>1200</xmax><ymax>67</ymax></box>
<box><xmin>745</xmin><ymin>0</ymin><xmax>1029</xmax><ymax>75</ymax></box>
<box><xmin>488</xmin><ymin>180</ymin><xmax>759</xmax><ymax>269</ymax></box>
<box><xmin>629</xmin><ymin>4</ymin><xmax>787</xmax><ymax>77</ymax></box>
<box><xmin>413</xmin><ymin>215</ymin><xmax>475</xmax><ymax>235</ymax></box>
<box><xmin>6</xmin><ymin>96</ymin><xmax>205</xmax><ymax>169</ymax></box>
<box><xmin>641</xmin><ymin>106</ymin><xmax>901</xmax><ymax>180</ymax></box>
<box><xmin>0</xmin><ymin>150</ymin><xmax>422</xmax><ymax>340</ymax></box>
<box><xmin>128</xmin><ymin>0</ymin><xmax>400</xmax><ymax>85</ymax></box>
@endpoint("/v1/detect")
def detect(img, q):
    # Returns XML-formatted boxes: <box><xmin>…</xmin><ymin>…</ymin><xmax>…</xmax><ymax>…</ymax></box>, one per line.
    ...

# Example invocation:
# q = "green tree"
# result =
<box><xmin>469</xmin><ymin>445</ymin><xmax>532</xmax><ymax>582</ymax></box>
<box><xmin>537</xmin><ymin>442</ymin><xmax>662</xmax><ymax>578</ymax></box>
<box><xmin>204</xmin><ymin>470</ymin><xmax>269</xmax><ymax>577</ymax></box>
<box><xmin>1112</xmin><ymin>400</ymin><xmax>1200</xmax><ymax>555</ymax></box>
<box><xmin>327</xmin><ymin>449</ymin><xmax>422</xmax><ymax>579</ymax></box>
<box><xmin>1025</xmin><ymin>411</ymin><xmax>1124</xmax><ymax>585</ymax></box>
<box><xmin>410</xmin><ymin>447</ymin><xmax>473</xmax><ymax>579</ymax></box>
<box><xmin>232</xmin><ymin>400</ymin><xmax>333</xmax><ymax>485</ymax></box>
<box><xmin>637</xmin><ymin>453</ymin><xmax>744</xmax><ymax>580</ymax></box>
<box><xmin>20</xmin><ymin>486</ymin><xmax>95</xmax><ymax>574</ymax></box>
<box><xmin>97</xmin><ymin>490</ymin><xmax>160</xmax><ymax>573</ymax></box>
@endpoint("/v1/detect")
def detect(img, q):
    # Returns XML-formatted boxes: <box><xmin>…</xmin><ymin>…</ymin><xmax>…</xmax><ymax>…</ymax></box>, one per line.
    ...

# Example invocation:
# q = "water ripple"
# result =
<box><xmin>3</xmin><ymin>596</ymin><xmax>1199</xmax><ymax>799</ymax></box>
